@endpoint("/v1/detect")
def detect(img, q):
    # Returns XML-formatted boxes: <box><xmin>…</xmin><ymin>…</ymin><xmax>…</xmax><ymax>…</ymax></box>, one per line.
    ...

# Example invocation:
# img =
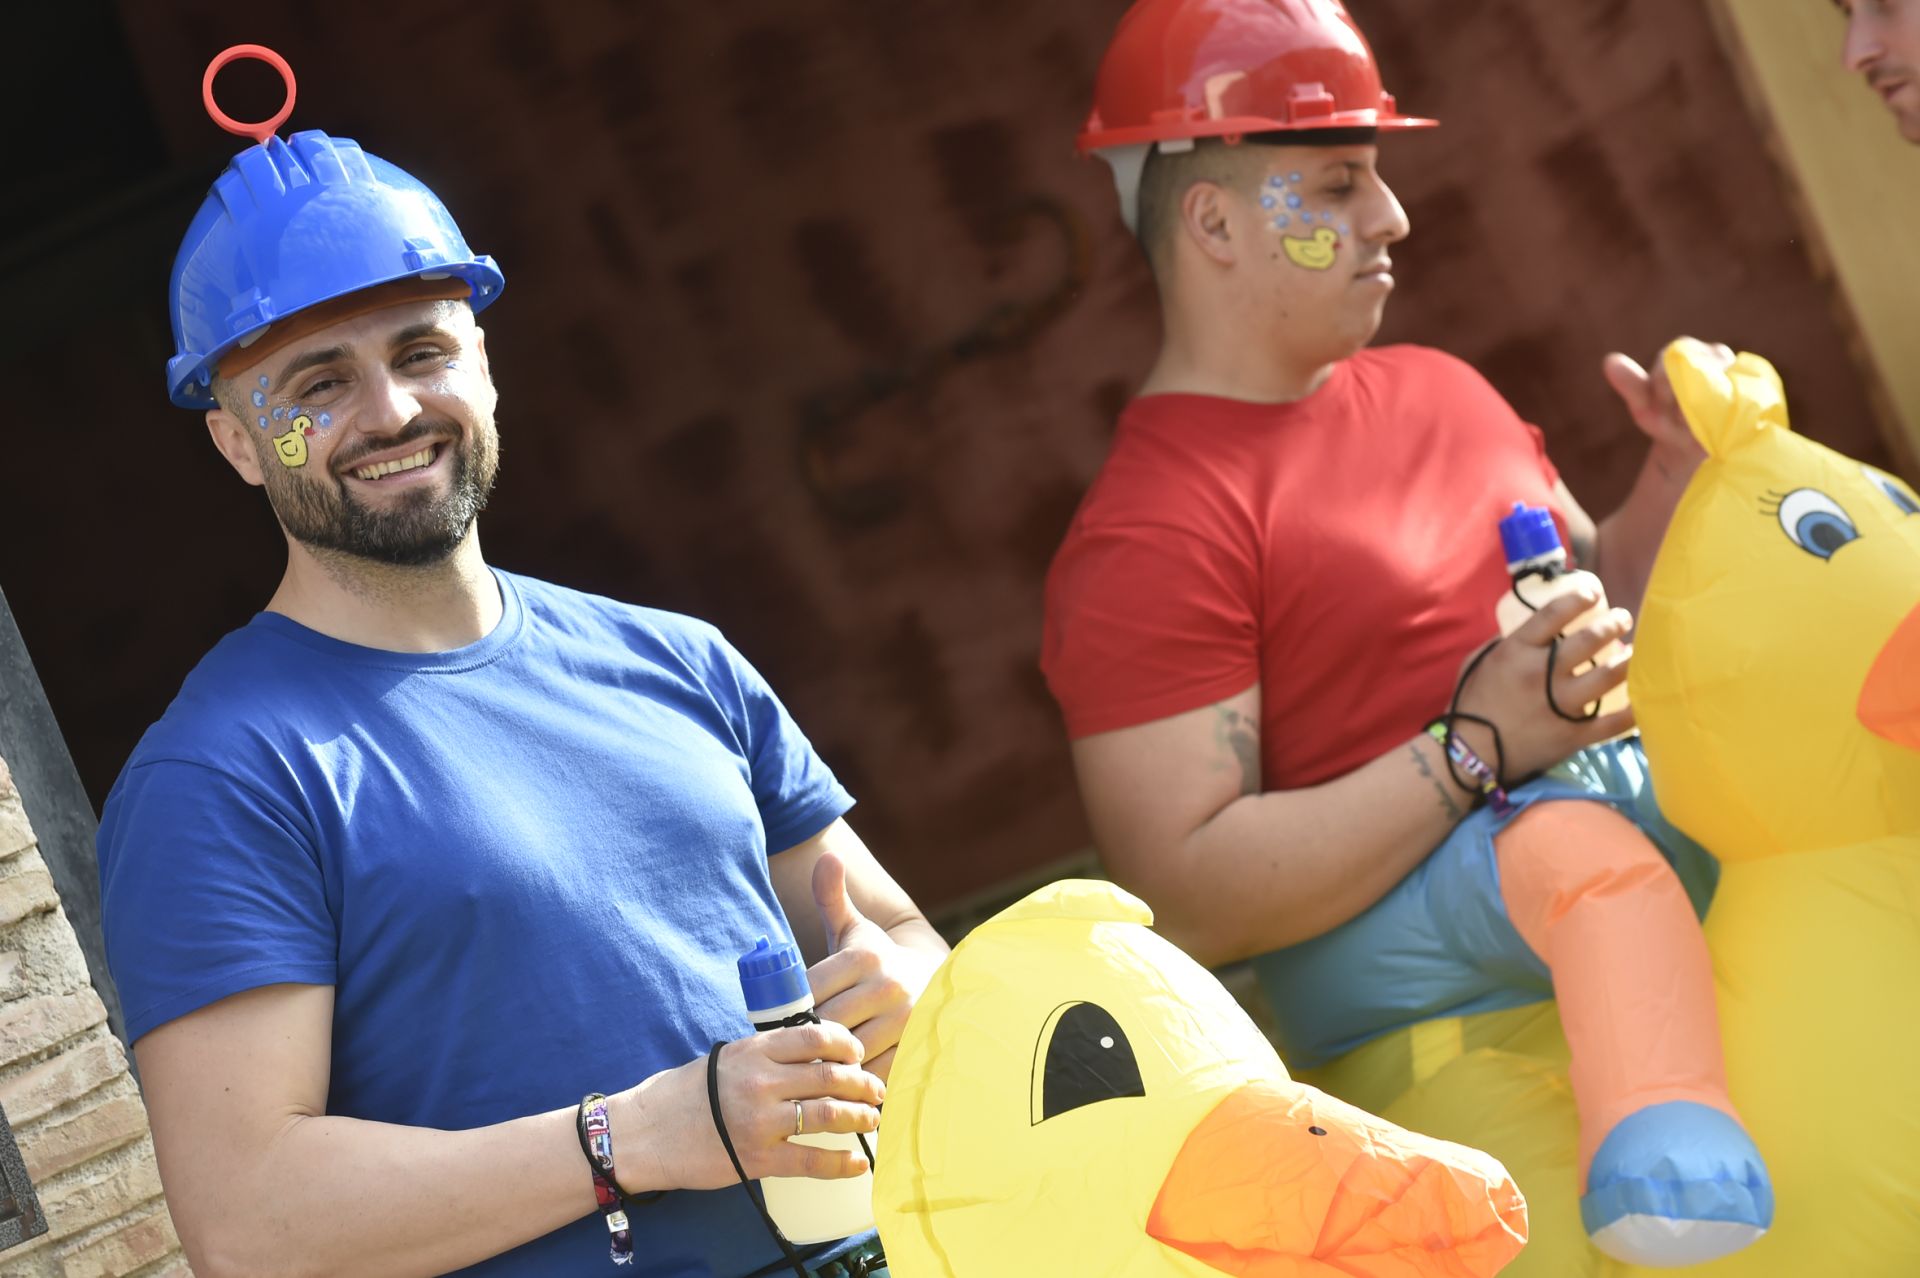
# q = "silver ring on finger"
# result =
<box><xmin>794</xmin><ymin>1099</ymin><xmax>805</xmax><ymax>1137</ymax></box>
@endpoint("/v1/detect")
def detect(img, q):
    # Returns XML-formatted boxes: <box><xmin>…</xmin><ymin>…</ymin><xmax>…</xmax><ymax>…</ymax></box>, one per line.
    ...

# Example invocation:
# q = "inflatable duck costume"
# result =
<box><xmin>872</xmin><ymin>881</ymin><xmax>1528</xmax><ymax>1276</ymax></box>
<box><xmin>1293</xmin><ymin>342</ymin><xmax>1920</xmax><ymax>1276</ymax></box>
<box><xmin>1626</xmin><ymin>340</ymin><xmax>1920</xmax><ymax>1274</ymax></box>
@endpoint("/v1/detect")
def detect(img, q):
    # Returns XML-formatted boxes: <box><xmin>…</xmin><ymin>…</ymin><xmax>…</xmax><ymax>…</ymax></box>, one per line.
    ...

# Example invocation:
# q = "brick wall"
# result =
<box><xmin>0</xmin><ymin>757</ymin><xmax>185</xmax><ymax>1278</ymax></box>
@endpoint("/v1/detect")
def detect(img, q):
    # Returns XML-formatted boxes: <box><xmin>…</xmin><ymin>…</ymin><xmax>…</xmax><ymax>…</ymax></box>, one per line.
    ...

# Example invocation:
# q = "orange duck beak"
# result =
<box><xmin>1860</xmin><ymin>601</ymin><xmax>1920</xmax><ymax>752</ymax></box>
<box><xmin>1147</xmin><ymin>1080</ymin><xmax>1528</xmax><ymax>1277</ymax></box>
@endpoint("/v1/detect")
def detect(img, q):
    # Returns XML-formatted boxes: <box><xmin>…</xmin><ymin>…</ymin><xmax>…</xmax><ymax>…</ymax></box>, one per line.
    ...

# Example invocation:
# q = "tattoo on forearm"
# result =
<box><xmin>1214</xmin><ymin>707</ymin><xmax>1261</xmax><ymax>797</ymax></box>
<box><xmin>1408</xmin><ymin>742</ymin><xmax>1464</xmax><ymax>820</ymax></box>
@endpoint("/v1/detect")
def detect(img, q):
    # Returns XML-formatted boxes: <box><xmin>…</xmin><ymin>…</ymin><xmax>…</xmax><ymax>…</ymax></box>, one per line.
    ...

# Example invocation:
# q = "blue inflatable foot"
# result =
<box><xmin>1581</xmin><ymin>1100</ymin><xmax>1773</xmax><ymax>1266</ymax></box>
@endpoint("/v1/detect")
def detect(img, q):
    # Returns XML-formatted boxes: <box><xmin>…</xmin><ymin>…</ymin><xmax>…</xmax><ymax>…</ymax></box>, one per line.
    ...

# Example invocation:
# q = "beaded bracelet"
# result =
<box><xmin>1426</xmin><ymin>720</ymin><xmax>1515</xmax><ymax>817</ymax></box>
<box><xmin>577</xmin><ymin>1094</ymin><xmax>634</xmax><ymax>1267</ymax></box>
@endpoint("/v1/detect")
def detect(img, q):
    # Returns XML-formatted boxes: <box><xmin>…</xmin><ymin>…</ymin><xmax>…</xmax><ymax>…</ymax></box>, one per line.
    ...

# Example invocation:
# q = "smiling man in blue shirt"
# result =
<box><xmin>97</xmin><ymin>70</ymin><xmax>938</xmax><ymax>1278</ymax></box>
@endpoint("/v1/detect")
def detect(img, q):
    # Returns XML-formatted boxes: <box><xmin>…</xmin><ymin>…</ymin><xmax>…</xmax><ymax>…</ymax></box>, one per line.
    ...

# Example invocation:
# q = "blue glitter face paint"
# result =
<box><xmin>251</xmin><ymin>389</ymin><xmax>267</xmax><ymax>408</ymax></box>
<box><xmin>258</xmin><ymin>375</ymin><xmax>269</xmax><ymax>388</ymax></box>
<box><xmin>257</xmin><ymin>416</ymin><xmax>269</xmax><ymax>429</ymax></box>
<box><xmin>319</xmin><ymin>412</ymin><xmax>332</xmax><ymax>428</ymax></box>
<box><xmin>1264</xmin><ymin>169</ymin><xmax>1344</xmax><ymax>272</ymax></box>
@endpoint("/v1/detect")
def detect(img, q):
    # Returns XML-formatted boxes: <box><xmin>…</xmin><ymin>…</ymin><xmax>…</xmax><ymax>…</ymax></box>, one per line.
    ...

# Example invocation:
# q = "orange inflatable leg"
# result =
<box><xmin>1494</xmin><ymin>799</ymin><xmax>1739</xmax><ymax>1187</ymax></box>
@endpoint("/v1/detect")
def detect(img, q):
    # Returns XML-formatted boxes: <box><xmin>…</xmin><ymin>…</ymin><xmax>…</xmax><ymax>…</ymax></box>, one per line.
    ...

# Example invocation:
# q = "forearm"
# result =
<box><xmin>1147</xmin><ymin>729</ymin><xmax>1478</xmax><ymax>965</ymax></box>
<box><xmin>179</xmin><ymin>1105</ymin><xmax>593</xmax><ymax>1278</ymax></box>
<box><xmin>1593</xmin><ymin>442</ymin><xmax>1696</xmax><ymax>617</ymax></box>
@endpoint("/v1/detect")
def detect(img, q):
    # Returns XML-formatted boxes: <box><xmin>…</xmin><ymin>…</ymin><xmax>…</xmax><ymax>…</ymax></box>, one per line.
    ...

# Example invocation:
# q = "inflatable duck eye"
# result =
<box><xmin>1031</xmin><ymin>1001</ymin><xmax>1144</xmax><ymax>1123</ymax></box>
<box><xmin>1864</xmin><ymin>466</ymin><xmax>1920</xmax><ymax>517</ymax></box>
<box><xmin>1770</xmin><ymin>488</ymin><xmax>1860</xmax><ymax>560</ymax></box>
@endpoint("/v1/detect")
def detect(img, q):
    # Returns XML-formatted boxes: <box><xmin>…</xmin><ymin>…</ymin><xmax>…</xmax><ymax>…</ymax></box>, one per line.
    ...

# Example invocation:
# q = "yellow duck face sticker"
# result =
<box><xmin>1281</xmin><ymin>226</ymin><xmax>1341</xmax><ymax>271</ymax></box>
<box><xmin>1633</xmin><ymin>341</ymin><xmax>1920</xmax><ymax>859</ymax></box>
<box><xmin>872</xmin><ymin>881</ymin><xmax>1527</xmax><ymax>1278</ymax></box>
<box><xmin>270</xmin><ymin>414</ymin><xmax>316</xmax><ymax>469</ymax></box>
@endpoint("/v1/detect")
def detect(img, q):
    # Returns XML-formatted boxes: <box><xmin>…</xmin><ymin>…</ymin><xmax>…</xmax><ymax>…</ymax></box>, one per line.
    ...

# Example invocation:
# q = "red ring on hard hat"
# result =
<box><xmin>202</xmin><ymin>44</ymin><xmax>297</xmax><ymax>147</ymax></box>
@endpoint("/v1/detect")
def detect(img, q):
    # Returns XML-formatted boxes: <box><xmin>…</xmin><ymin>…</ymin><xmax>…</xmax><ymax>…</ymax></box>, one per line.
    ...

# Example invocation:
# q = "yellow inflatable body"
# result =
<box><xmin>1305</xmin><ymin>342</ymin><xmax>1920</xmax><ymax>1275</ymax></box>
<box><xmin>872</xmin><ymin>881</ymin><xmax>1529</xmax><ymax>1276</ymax></box>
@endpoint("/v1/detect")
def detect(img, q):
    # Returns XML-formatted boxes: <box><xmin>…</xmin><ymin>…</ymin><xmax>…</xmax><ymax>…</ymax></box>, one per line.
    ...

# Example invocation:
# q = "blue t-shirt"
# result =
<box><xmin>97</xmin><ymin>571</ymin><xmax>863</xmax><ymax>1276</ymax></box>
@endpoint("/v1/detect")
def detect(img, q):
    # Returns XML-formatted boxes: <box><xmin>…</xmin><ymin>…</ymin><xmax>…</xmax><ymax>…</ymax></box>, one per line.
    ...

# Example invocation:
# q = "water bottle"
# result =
<box><xmin>1495</xmin><ymin>503</ymin><xmax>1629</xmax><ymax>719</ymax></box>
<box><xmin>737</xmin><ymin>936</ymin><xmax>876</xmax><ymax>1245</ymax></box>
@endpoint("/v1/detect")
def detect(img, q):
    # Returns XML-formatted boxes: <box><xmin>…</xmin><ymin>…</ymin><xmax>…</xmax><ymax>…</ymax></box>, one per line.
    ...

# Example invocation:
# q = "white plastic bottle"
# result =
<box><xmin>1494</xmin><ymin>503</ymin><xmax>1629</xmax><ymax>719</ymax></box>
<box><xmin>737</xmin><ymin>936</ymin><xmax>876</xmax><ymax>1245</ymax></box>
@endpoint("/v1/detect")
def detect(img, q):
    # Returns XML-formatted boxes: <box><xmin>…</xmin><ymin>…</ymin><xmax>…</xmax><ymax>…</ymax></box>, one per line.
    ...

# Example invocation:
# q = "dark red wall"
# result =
<box><xmin>0</xmin><ymin>0</ymin><xmax>1887</xmax><ymax>912</ymax></box>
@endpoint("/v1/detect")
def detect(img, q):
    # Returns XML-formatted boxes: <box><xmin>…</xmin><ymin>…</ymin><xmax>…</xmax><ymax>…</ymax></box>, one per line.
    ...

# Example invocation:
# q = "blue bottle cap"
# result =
<box><xmin>1498</xmin><ymin>502</ymin><xmax>1565</xmax><ymax>565</ymax></box>
<box><xmin>738</xmin><ymin>935</ymin><xmax>811</xmax><ymax>1015</ymax></box>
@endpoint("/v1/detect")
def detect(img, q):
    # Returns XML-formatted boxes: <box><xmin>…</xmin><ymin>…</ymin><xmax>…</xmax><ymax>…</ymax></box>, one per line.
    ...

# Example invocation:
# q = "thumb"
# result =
<box><xmin>1601</xmin><ymin>352</ymin><xmax>1653</xmax><ymax>419</ymax></box>
<box><xmin>812</xmin><ymin>849</ymin><xmax>866</xmax><ymax>951</ymax></box>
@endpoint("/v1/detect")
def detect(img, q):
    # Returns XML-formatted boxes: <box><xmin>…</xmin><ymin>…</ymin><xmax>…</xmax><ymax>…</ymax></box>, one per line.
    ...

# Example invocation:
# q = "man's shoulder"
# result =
<box><xmin>1355</xmin><ymin>343</ymin><xmax>1489</xmax><ymax>387</ymax></box>
<box><xmin>507</xmin><ymin>572</ymin><xmax>735</xmax><ymax>668</ymax></box>
<box><xmin>109</xmin><ymin>622</ymin><xmax>323</xmax><ymax>800</ymax></box>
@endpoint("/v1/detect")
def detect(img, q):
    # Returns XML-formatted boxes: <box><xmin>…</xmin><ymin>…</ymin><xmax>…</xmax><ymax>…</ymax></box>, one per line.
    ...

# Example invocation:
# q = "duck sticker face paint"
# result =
<box><xmin>271</xmin><ymin>414</ymin><xmax>316</xmax><ymax>468</ymax></box>
<box><xmin>1262</xmin><ymin>173</ymin><xmax>1351</xmax><ymax>272</ymax></box>
<box><xmin>1283</xmin><ymin>227</ymin><xmax>1341</xmax><ymax>270</ymax></box>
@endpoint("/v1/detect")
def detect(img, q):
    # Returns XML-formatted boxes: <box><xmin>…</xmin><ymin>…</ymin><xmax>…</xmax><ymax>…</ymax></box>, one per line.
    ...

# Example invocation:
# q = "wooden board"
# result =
<box><xmin>1707</xmin><ymin>0</ymin><xmax>1920</xmax><ymax>474</ymax></box>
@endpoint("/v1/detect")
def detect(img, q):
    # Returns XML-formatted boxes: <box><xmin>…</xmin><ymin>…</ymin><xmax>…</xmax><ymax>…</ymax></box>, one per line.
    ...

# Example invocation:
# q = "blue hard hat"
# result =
<box><xmin>166</xmin><ymin>129</ymin><xmax>504</xmax><ymax>408</ymax></box>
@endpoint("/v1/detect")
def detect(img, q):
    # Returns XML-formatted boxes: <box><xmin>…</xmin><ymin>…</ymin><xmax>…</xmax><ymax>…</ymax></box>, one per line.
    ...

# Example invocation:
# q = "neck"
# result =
<box><xmin>268</xmin><ymin>530</ymin><xmax>502</xmax><ymax>652</ymax></box>
<box><xmin>1139</xmin><ymin>285</ymin><xmax>1339</xmax><ymax>403</ymax></box>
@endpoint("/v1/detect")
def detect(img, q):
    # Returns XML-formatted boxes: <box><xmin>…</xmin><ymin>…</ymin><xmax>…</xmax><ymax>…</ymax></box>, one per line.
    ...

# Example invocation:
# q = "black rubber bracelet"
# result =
<box><xmin>707</xmin><ymin>1043</ymin><xmax>812</xmax><ymax>1278</ymax></box>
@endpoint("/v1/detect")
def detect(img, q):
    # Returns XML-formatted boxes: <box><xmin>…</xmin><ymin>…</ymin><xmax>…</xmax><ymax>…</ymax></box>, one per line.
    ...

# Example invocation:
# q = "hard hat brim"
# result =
<box><xmin>1078</xmin><ymin>112</ymin><xmax>1437</xmax><ymax>156</ymax></box>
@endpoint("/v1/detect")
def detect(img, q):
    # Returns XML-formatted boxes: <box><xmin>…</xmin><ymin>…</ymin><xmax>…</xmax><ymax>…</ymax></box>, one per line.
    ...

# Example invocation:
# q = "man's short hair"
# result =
<box><xmin>210</xmin><ymin>373</ymin><xmax>245</xmax><ymax>420</ymax></box>
<box><xmin>1135</xmin><ymin>140</ymin><xmax>1260</xmax><ymax>270</ymax></box>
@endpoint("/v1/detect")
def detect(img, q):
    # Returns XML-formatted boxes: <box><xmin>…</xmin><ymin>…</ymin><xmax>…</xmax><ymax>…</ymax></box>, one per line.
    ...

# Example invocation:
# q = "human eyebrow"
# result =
<box><xmin>272</xmin><ymin>344</ymin><xmax>353</xmax><ymax>394</ymax></box>
<box><xmin>388</xmin><ymin>321</ymin><xmax>460</xmax><ymax>351</ymax></box>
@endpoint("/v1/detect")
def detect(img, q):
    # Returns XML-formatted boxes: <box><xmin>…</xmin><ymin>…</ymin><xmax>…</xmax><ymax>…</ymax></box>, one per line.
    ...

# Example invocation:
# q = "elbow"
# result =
<box><xmin>1150</xmin><ymin>900</ymin><xmax>1255</xmax><ymax>969</ymax></box>
<box><xmin>185</xmin><ymin>1229</ymin><xmax>336</xmax><ymax>1278</ymax></box>
<box><xmin>183</xmin><ymin>1237</ymin><xmax>258</xmax><ymax>1278</ymax></box>
<box><xmin>1098</xmin><ymin>852</ymin><xmax>1238</xmax><ymax>968</ymax></box>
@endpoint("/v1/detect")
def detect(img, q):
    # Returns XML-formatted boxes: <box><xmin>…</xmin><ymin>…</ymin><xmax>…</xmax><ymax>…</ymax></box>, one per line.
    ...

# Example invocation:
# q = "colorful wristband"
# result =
<box><xmin>1427</xmin><ymin>720</ymin><xmax>1515</xmax><ymax>817</ymax></box>
<box><xmin>577</xmin><ymin>1093</ymin><xmax>634</xmax><ymax>1267</ymax></box>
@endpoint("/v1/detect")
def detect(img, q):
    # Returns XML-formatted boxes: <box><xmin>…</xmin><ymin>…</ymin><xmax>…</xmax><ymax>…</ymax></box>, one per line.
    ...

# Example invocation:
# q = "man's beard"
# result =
<box><xmin>265</xmin><ymin>419</ymin><xmax>499</xmax><ymax>567</ymax></box>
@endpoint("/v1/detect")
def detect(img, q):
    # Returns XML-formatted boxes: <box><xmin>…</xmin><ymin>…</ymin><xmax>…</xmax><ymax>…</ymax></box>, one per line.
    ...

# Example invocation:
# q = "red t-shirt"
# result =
<box><xmin>1042</xmin><ymin>344</ymin><xmax>1570</xmax><ymax>789</ymax></box>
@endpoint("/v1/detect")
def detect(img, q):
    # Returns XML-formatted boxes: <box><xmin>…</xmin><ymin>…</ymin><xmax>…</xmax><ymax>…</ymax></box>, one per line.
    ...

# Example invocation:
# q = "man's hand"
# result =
<box><xmin>615</xmin><ymin>1021</ymin><xmax>883</xmax><ymax>1193</ymax></box>
<box><xmin>1454</xmin><ymin>589</ymin><xmax>1636</xmax><ymax>782</ymax></box>
<box><xmin>1602</xmin><ymin>339</ymin><xmax>1721</xmax><ymax>482</ymax></box>
<box><xmin>806</xmin><ymin>849</ymin><xmax>941</xmax><ymax>1082</ymax></box>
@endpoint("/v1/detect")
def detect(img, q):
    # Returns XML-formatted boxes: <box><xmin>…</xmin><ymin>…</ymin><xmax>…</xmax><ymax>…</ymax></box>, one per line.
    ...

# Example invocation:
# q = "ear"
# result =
<box><xmin>206</xmin><ymin>409</ymin><xmax>267</xmax><ymax>488</ymax></box>
<box><xmin>1661</xmin><ymin>339</ymin><xmax>1791</xmax><ymax>460</ymax></box>
<box><xmin>1177</xmin><ymin>180</ymin><xmax>1237</xmax><ymax>267</ymax></box>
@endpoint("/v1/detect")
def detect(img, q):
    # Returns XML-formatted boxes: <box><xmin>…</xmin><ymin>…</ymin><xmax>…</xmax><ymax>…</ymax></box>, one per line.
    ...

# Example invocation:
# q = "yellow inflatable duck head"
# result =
<box><xmin>872</xmin><ymin>881</ymin><xmax>1528</xmax><ymax>1276</ymax></box>
<box><xmin>1632</xmin><ymin>340</ymin><xmax>1920</xmax><ymax>859</ymax></box>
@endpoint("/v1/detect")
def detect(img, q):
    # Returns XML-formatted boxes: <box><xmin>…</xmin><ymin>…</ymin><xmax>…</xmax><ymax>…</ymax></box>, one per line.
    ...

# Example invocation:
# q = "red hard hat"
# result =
<box><xmin>1078</xmin><ymin>0</ymin><xmax>1436</xmax><ymax>154</ymax></box>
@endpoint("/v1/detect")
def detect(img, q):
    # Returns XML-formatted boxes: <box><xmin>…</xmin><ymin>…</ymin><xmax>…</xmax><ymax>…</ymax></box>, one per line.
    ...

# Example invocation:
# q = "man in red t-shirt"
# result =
<box><xmin>1043</xmin><ymin>0</ymin><xmax>1774</xmax><ymax>1268</ymax></box>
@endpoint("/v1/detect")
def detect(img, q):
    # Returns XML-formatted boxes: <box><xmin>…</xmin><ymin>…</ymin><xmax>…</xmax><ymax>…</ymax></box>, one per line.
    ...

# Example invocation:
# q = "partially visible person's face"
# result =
<box><xmin>212</xmin><ymin>298</ymin><xmax>500</xmax><ymax>566</ymax></box>
<box><xmin>1841</xmin><ymin>0</ymin><xmax>1920</xmax><ymax>141</ymax></box>
<box><xmin>1229</xmin><ymin>144</ymin><xmax>1411</xmax><ymax>365</ymax></box>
